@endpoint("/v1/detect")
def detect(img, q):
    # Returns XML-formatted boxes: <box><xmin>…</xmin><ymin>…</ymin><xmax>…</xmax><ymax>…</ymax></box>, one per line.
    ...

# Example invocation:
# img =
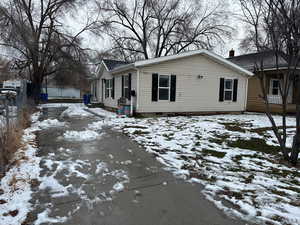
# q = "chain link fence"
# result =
<box><xmin>0</xmin><ymin>80</ymin><xmax>28</xmax><ymax>176</ymax></box>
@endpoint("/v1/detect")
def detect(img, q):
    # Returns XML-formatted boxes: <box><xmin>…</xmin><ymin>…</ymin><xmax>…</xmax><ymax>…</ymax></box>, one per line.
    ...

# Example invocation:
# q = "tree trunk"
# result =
<box><xmin>33</xmin><ymin>81</ymin><xmax>41</xmax><ymax>104</ymax></box>
<box><xmin>291</xmin><ymin>87</ymin><xmax>300</xmax><ymax>165</ymax></box>
<box><xmin>29</xmin><ymin>73</ymin><xmax>42</xmax><ymax>105</ymax></box>
<box><xmin>290</xmin><ymin>77</ymin><xmax>300</xmax><ymax>165</ymax></box>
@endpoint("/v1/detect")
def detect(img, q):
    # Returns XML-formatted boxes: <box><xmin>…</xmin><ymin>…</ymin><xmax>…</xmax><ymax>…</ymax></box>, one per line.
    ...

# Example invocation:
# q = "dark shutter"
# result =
<box><xmin>121</xmin><ymin>75</ymin><xmax>124</xmax><ymax>97</ymax></box>
<box><xmin>128</xmin><ymin>73</ymin><xmax>132</xmax><ymax>100</ymax></box>
<box><xmin>170</xmin><ymin>75</ymin><xmax>176</xmax><ymax>102</ymax></box>
<box><xmin>112</xmin><ymin>78</ymin><xmax>115</xmax><ymax>99</ymax></box>
<box><xmin>101</xmin><ymin>79</ymin><xmax>104</xmax><ymax>101</ymax></box>
<box><xmin>233</xmin><ymin>79</ymin><xmax>238</xmax><ymax>102</ymax></box>
<box><xmin>219</xmin><ymin>78</ymin><xmax>224</xmax><ymax>102</ymax></box>
<box><xmin>152</xmin><ymin>73</ymin><xmax>158</xmax><ymax>101</ymax></box>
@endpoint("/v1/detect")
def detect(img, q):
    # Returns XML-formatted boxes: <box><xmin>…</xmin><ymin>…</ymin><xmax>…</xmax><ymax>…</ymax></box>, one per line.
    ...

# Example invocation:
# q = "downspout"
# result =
<box><xmin>244</xmin><ymin>74</ymin><xmax>249</xmax><ymax>112</ymax></box>
<box><xmin>136</xmin><ymin>68</ymin><xmax>140</xmax><ymax>113</ymax></box>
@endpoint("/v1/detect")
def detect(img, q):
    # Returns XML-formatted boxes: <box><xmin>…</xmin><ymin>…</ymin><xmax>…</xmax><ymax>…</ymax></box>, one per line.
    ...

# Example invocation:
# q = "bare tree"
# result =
<box><xmin>239</xmin><ymin>0</ymin><xmax>300</xmax><ymax>164</ymax></box>
<box><xmin>0</xmin><ymin>0</ymin><xmax>96</xmax><ymax>103</ymax></box>
<box><xmin>238</xmin><ymin>0</ymin><xmax>267</xmax><ymax>52</ymax></box>
<box><xmin>97</xmin><ymin>0</ymin><xmax>232</xmax><ymax>60</ymax></box>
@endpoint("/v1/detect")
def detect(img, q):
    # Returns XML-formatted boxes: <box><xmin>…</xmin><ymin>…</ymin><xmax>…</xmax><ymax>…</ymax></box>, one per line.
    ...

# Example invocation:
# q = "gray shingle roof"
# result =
<box><xmin>227</xmin><ymin>51</ymin><xmax>289</xmax><ymax>71</ymax></box>
<box><xmin>102</xmin><ymin>59</ymin><xmax>129</xmax><ymax>71</ymax></box>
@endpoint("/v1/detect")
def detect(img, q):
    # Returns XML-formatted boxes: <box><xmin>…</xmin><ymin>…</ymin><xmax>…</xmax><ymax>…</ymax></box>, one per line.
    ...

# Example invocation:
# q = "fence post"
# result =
<box><xmin>5</xmin><ymin>99</ymin><xmax>9</xmax><ymax>133</ymax></box>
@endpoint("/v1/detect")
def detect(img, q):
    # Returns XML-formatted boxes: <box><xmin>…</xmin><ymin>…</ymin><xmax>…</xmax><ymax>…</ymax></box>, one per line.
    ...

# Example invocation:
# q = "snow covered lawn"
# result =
<box><xmin>99</xmin><ymin>112</ymin><xmax>300</xmax><ymax>225</ymax></box>
<box><xmin>0</xmin><ymin>112</ymin><xmax>41</xmax><ymax>225</ymax></box>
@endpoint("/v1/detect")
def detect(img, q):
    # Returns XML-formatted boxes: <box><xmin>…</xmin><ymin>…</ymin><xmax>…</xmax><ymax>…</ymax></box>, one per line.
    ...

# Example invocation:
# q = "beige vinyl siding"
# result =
<box><xmin>137</xmin><ymin>54</ymin><xmax>248</xmax><ymax>113</ymax></box>
<box><xmin>100</xmin><ymin>69</ymin><xmax>137</xmax><ymax>109</ymax></box>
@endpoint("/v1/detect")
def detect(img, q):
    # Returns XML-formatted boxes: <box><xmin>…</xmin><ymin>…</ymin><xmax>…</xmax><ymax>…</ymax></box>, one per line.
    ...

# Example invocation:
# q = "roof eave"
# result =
<box><xmin>110</xmin><ymin>63</ymin><xmax>135</xmax><ymax>74</ymax></box>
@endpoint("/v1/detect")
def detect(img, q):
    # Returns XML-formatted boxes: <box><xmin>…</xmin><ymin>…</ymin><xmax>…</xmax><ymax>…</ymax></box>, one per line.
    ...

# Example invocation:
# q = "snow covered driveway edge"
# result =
<box><xmin>0</xmin><ymin>112</ymin><xmax>42</xmax><ymax>225</ymax></box>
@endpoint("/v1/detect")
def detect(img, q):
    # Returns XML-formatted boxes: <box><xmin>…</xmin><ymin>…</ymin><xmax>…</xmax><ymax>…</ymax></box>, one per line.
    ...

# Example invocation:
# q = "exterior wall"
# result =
<box><xmin>137</xmin><ymin>54</ymin><xmax>248</xmax><ymax>113</ymax></box>
<box><xmin>247</xmin><ymin>75</ymin><xmax>296</xmax><ymax>113</ymax></box>
<box><xmin>97</xmin><ymin>68</ymin><xmax>137</xmax><ymax>109</ymax></box>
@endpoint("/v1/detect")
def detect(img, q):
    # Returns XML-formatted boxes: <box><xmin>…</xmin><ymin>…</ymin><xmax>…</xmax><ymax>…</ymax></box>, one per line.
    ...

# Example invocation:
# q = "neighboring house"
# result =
<box><xmin>228</xmin><ymin>50</ymin><xmax>298</xmax><ymax>113</ymax></box>
<box><xmin>91</xmin><ymin>50</ymin><xmax>253</xmax><ymax>115</ymax></box>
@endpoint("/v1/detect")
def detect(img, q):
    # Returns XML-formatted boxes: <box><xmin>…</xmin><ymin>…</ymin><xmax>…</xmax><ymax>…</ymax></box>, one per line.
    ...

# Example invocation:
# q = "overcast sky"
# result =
<box><xmin>63</xmin><ymin>0</ymin><xmax>246</xmax><ymax>59</ymax></box>
<box><xmin>0</xmin><ymin>0</ymin><xmax>246</xmax><ymax>61</ymax></box>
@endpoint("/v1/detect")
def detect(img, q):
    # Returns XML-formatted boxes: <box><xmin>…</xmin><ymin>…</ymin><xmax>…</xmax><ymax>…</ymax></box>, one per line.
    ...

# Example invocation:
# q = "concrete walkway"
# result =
<box><xmin>27</xmin><ymin>107</ymin><xmax>248</xmax><ymax>225</ymax></box>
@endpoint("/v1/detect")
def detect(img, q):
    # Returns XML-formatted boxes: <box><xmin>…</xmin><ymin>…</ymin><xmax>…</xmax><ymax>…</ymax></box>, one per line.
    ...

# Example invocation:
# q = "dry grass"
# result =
<box><xmin>0</xmin><ymin>107</ymin><xmax>33</xmax><ymax>177</ymax></box>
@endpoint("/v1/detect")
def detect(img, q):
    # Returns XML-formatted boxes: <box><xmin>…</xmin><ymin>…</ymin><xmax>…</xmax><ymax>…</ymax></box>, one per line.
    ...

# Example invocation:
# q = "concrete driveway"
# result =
<box><xmin>26</xmin><ymin>107</ymin><xmax>248</xmax><ymax>225</ymax></box>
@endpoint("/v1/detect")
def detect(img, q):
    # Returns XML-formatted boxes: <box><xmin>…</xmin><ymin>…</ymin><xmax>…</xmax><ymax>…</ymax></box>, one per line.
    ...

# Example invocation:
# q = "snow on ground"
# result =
<box><xmin>88</xmin><ymin>107</ymin><xmax>117</xmax><ymax>118</ymax></box>
<box><xmin>0</xmin><ymin>112</ymin><xmax>41</xmax><ymax>225</ymax></box>
<box><xmin>63</xmin><ymin>130</ymin><xmax>101</xmax><ymax>141</ymax></box>
<box><xmin>34</xmin><ymin>209</ymin><xmax>67</xmax><ymax>225</ymax></box>
<box><xmin>59</xmin><ymin>104</ymin><xmax>91</xmax><ymax>118</ymax></box>
<box><xmin>100</xmin><ymin>112</ymin><xmax>299</xmax><ymax>225</ymax></box>
<box><xmin>36</xmin><ymin>119</ymin><xmax>66</xmax><ymax>129</ymax></box>
<box><xmin>39</xmin><ymin>103</ymin><xmax>84</xmax><ymax>109</ymax></box>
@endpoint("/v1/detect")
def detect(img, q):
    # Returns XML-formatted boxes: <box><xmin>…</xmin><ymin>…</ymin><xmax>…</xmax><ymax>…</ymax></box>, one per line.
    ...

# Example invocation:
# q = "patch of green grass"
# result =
<box><xmin>217</xmin><ymin>189</ymin><xmax>244</xmax><ymax>200</ymax></box>
<box><xmin>194</xmin><ymin>142</ymin><xmax>201</xmax><ymax>146</ymax></box>
<box><xmin>178</xmin><ymin>143</ymin><xmax>189</xmax><ymax>148</ymax></box>
<box><xmin>244</xmin><ymin>174</ymin><xmax>255</xmax><ymax>184</ymax></box>
<box><xmin>124</xmin><ymin>125</ymin><xmax>148</xmax><ymax>129</ymax></box>
<box><xmin>270</xmin><ymin>215</ymin><xmax>285</xmax><ymax>223</ymax></box>
<box><xmin>188</xmin><ymin>171</ymin><xmax>217</xmax><ymax>182</ymax></box>
<box><xmin>270</xmin><ymin>189</ymin><xmax>287</xmax><ymax>197</ymax></box>
<box><xmin>208</xmin><ymin>138</ymin><xmax>224</xmax><ymax>145</ymax></box>
<box><xmin>228</xmin><ymin>138</ymin><xmax>285</xmax><ymax>155</ymax></box>
<box><xmin>268</xmin><ymin>167</ymin><xmax>300</xmax><ymax>178</ymax></box>
<box><xmin>195</xmin><ymin>134</ymin><xmax>202</xmax><ymax>140</ymax></box>
<box><xmin>227</xmin><ymin>166</ymin><xmax>248</xmax><ymax>173</ymax></box>
<box><xmin>202</xmin><ymin>149</ymin><xmax>226</xmax><ymax>158</ymax></box>
<box><xmin>290</xmin><ymin>179</ymin><xmax>300</xmax><ymax>186</ymax></box>
<box><xmin>220</xmin><ymin>122</ymin><xmax>248</xmax><ymax>133</ymax></box>
<box><xmin>232</xmin><ymin>155</ymin><xmax>243</xmax><ymax>162</ymax></box>
<box><xmin>132</xmin><ymin>130</ymin><xmax>150</xmax><ymax>135</ymax></box>
<box><xmin>208</xmin><ymin>132</ymin><xmax>230</xmax><ymax>145</ymax></box>
<box><xmin>278</xmin><ymin>185</ymin><xmax>300</xmax><ymax>194</ymax></box>
<box><xmin>251</xmin><ymin>126</ymin><xmax>296</xmax><ymax>136</ymax></box>
<box><xmin>162</xmin><ymin>133</ymin><xmax>174</xmax><ymax>141</ymax></box>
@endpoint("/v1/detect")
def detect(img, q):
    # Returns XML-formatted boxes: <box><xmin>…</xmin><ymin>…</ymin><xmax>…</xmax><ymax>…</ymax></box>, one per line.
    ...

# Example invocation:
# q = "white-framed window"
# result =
<box><xmin>158</xmin><ymin>75</ymin><xmax>170</xmax><ymax>100</ymax></box>
<box><xmin>270</xmin><ymin>79</ymin><xmax>280</xmax><ymax>95</ymax></box>
<box><xmin>224</xmin><ymin>79</ymin><xmax>233</xmax><ymax>101</ymax></box>
<box><xmin>123</xmin><ymin>75</ymin><xmax>130</xmax><ymax>99</ymax></box>
<box><xmin>105</xmin><ymin>79</ymin><xmax>112</xmax><ymax>98</ymax></box>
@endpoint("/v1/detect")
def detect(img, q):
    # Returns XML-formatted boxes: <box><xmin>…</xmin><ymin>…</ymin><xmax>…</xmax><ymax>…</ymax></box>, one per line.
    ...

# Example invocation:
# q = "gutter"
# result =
<box><xmin>110</xmin><ymin>63</ymin><xmax>135</xmax><ymax>74</ymax></box>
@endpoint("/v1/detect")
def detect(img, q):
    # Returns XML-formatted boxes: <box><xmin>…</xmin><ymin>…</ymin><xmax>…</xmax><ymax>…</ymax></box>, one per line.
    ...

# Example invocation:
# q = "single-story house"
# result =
<box><xmin>228</xmin><ymin>50</ymin><xmax>298</xmax><ymax>113</ymax></box>
<box><xmin>91</xmin><ymin>50</ymin><xmax>253</xmax><ymax>115</ymax></box>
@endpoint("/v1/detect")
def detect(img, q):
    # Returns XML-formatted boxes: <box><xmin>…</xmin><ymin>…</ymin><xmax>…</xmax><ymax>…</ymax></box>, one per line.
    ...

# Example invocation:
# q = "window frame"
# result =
<box><xmin>224</xmin><ymin>78</ymin><xmax>233</xmax><ymax>101</ymax></box>
<box><xmin>270</xmin><ymin>79</ymin><xmax>280</xmax><ymax>96</ymax></box>
<box><xmin>158</xmin><ymin>74</ymin><xmax>171</xmax><ymax>101</ymax></box>
<box><xmin>105</xmin><ymin>79</ymin><xmax>113</xmax><ymax>99</ymax></box>
<box><xmin>123</xmin><ymin>75</ymin><xmax>130</xmax><ymax>99</ymax></box>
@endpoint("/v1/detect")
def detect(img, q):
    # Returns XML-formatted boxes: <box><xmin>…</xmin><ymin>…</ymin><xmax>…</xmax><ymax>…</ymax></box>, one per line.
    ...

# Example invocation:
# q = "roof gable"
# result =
<box><xmin>102</xmin><ymin>59</ymin><xmax>129</xmax><ymax>71</ymax></box>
